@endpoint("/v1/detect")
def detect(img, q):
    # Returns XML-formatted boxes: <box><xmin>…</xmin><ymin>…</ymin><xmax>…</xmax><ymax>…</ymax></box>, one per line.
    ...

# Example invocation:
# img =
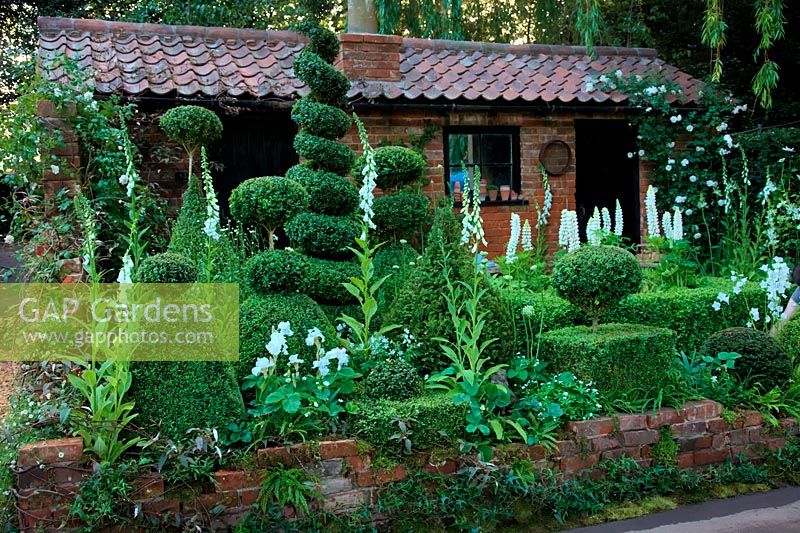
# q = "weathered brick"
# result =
<box><xmin>193</xmin><ymin>490</ymin><xmax>238</xmax><ymax>511</ymax></box>
<box><xmin>346</xmin><ymin>455</ymin><xmax>370</xmax><ymax>472</ymax></box>
<box><xmin>567</xmin><ymin>417</ymin><xmax>615</xmax><ymax>438</ymax></box>
<box><xmin>141</xmin><ymin>497</ymin><xmax>181</xmax><ymax>515</ymax></box>
<box><xmin>647</xmin><ymin>408</ymin><xmax>683</xmax><ymax>428</ymax></box>
<box><xmin>422</xmin><ymin>459</ymin><xmax>458</xmax><ymax>475</ymax></box>
<box><xmin>257</xmin><ymin>447</ymin><xmax>292</xmax><ymax>466</ymax></box>
<box><xmin>767</xmin><ymin>437</ymin><xmax>787</xmax><ymax>451</ymax></box>
<box><xmin>322</xmin><ymin>489</ymin><xmax>371</xmax><ymax>511</ymax></box>
<box><xmin>319</xmin><ymin>439</ymin><xmax>359</xmax><ymax>459</ymax></box>
<box><xmin>353</xmin><ymin>465</ymin><xmax>406</xmax><ymax>487</ymax></box>
<box><xmin>693</xmin><ymin>448</ymin><xmax>729</xmax><ymax>466</ymax></box>
<box><xmin>560</xmin><ymin>453</ymin><xmax>600</xmax><ymax>472</ymax></box>
<box><xmin>748</xmin><ymin>427</ymin><xmax>764</xmax><ymax>443</ymax></box>
<box><xmin>214</xmin><ymin>470</ymin><xmax>262</xmax><ymax>492</ymax></box>
<box><xmin>321</xmin><ymin>476</ymin><xmax>353</xmax><ymax>495</ymax></box>
<box><xmin>740</xmin><ymin>410</ymin><xmax>763</xmax><ymax>428</ymax></box>
<box><xmin>780</xmin><ymin>418</ymin><xmax>799</xmax><ymax>436</ymax></box>
<box><xmin>320</xmin><ymin>458</ymin><xmax>344</xmax><ymax>477</ymax></box>
<box><xmin>555</xmin><ymin>440</ymin><xmax>578</xmax><ymax>456</ymax></box>
<box><xmin>676</xmin><ymin>435</ymin><xmax>712</xmax><ymax>452</ymax></box>
<box><xmin>590</xmin><ymin>435</ymin><xmax>620</xmax><ymax>452</ymax></box>
<box><xmin>618</xmin><ymin>414</ymin><xmax>647</xmax><ymax>432</ymax></box>
<box><xmin>239</xmin><ymin>488</ymin><xmax>259</xmax><ymax>507</ymax></box>
<box><xmin>677</xmin><ymin>452</ymin><xmax>694</xmax><ymax>468</ymax></box>
<box><xmin>706</xmin><ymin>417</ymin><xmax>731</xmax><ymax>434</ymax></box>
<box><xmin>18</xmin><ymin>438</ymin><xmax>83</xmax><ymax>467</ymax></box>
<box><xmin>621</xmin><ymin>429</ymin><xmax>658</xmax><ymax>447</ymax></box>
<box><xmin>18</xmin><ymin>507</ymin><xmax>52</xmax><ymax>530</ymax></box>
<box><xmin>671</xmin><ymin>420</ymin><xmax>708</xmax><ymax>436</ymax></box>
<box><xmin>601</xmin><ymin>447</ymin><xmax>640</xmax><ymax>461</ymax></box>
<box><xmin>132</xmin><ymin>474</ymin><xmax>164</xmax><ymax>500</ymax></box>
<box><xmin>728</xmin><ymin>429</ymin><xmax>747</xmax><ymax>446</ymax></box>
<box><xmin>679</xmin><ymin>400</ymin><xmax>722</xmax><ymax>421</ymax></box>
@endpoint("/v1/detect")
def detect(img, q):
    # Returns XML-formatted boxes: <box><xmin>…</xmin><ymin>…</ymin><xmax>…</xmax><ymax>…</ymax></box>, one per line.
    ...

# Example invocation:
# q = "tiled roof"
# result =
<box><xmin>38</xmin><ymin>17</ymin><xmax>703</xmax><ymax>105</ymax></box>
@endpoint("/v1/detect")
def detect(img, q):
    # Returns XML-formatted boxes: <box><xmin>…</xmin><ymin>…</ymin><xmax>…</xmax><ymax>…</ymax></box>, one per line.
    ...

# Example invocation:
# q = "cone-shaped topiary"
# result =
<box><xmin>167</xmin><ymin>174</ymin><xmax>207</xmax><ymax>266</ymax></box>
<box><xmin>229</xmin><ymin>176</ymin><xmax>309</xmax><ymax>248</ymax></box>
<box><xmin>552</xmin><ymin>245</ymin><xmax>643</xmax><ymax>330</ymax></box>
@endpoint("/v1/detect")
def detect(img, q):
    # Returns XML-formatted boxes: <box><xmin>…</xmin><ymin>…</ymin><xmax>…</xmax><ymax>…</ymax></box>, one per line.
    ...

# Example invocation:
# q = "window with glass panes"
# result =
<box><xmin>443</xmin><ymin>127</ymin><xmax>521</xmax><ymax>200</ymax></box>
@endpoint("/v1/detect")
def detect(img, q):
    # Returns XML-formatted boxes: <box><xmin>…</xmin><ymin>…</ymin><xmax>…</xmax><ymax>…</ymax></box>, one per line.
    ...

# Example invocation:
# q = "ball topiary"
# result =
<box><xmin>286</xmin><ymin>212</ymin><xmax>360</xmax><ymax>259</ymax></box>
<box><xmin>245</xmin><ymin>249</ymin><xmax>309</xmax><ymax>295</ymax></box>
<box><xmin>363</xmin><ymin>358</ymin><xmax>421</xmax><ymax>401</ymax></box>
<box><xmin>286</xmin><ymin>165</ymin><xmax>358</xmax><ymax>216</ymax></box>
<box><xmin>302</xmin><ymin>256</ymin><xmax>359</xmax><ymax>305</ymax></box>
<box><xmin>293</xmin><ymin>50</ymin><xmax>350</xmax><ymax>106</ymax></box>
<box><xmin>777</xmin><ymin>317</ymin><xmax>800</xmax><ymax>364</ymax></box>
<box><xmin>159</xmin><ymin>105</ymin><xmax>223</xmax><ymax>178</ymax></box>
<box><xmin>373</xmin><ymin>190</ymin><xmax>431</xmax><ymax>240</ymax></box>
<box><xmin>701</xmin><ymin>327</ymin><xmax>792</xmax><ymax>391</ymax></box>
<box><xmin>551</xmin><ymin>245</ymin><xmax>643</xmax><ymax>329</ymax></box>
<box><xmin>229</xmin><ymin>177</ymin><xmax>309</xmax><ymax>247</ymax></box>
<box><xmin>238</xmin><ymin>293</ymin><xmax>334</xmax><ymax>381</ymax></box>
<box><xmin>354</xmin><ymin>146</ymin><xmax>427</xmax><ymax>191</ymax></box>
<box><xmin>293</xmin><ymin>131</ymin><xmax>355</xmax><ymax>174</ymax></box>
<box><xmin>291</xmin><ymin>99</ymin><xmax>351</xmax><ymax>139</ymax></box>
<box><xmin>137</xmin><ymin>252</ymin><xmax>197</xmax><ymax>283</ymax></box>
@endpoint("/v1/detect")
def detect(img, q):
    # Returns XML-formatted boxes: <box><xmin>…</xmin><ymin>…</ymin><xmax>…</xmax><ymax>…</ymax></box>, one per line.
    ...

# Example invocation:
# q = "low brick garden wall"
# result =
<box><xmin>15</xmin><ymin>400</ymin><xmax>799</xmax><ymax>531</ymax></box>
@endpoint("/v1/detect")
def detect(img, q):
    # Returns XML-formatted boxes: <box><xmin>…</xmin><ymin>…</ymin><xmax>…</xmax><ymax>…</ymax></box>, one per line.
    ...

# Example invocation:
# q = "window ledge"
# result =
<box><xmin>453</xmin><ymin>199</ymin><xmax>529</xmax><ymax>208</ymax></box>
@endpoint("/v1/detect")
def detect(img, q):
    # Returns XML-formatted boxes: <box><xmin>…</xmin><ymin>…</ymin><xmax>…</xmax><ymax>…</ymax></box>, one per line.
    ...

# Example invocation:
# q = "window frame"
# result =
<box><xmin>442</xmin><ymin>126</ymin><xmax>522</xmax><ymax>200</ymax></box>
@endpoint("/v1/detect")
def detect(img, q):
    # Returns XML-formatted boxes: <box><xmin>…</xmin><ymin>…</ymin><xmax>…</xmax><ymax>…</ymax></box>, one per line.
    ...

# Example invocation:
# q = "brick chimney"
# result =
<box><xmin>337</xmin><ymin>33</ymin><xmax>402</xmax><ymax>82</ymax></box>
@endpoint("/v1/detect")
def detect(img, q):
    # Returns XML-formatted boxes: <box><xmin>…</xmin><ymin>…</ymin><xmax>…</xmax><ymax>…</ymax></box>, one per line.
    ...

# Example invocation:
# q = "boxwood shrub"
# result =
<box><xmin>373</xmin><ymin>191</ymin><xmax>431</xmax><ymax>241</ymax></box>
<box><xmin>291</xmin><ymin>99</ymin><xmax>351</xmax><ymax>139</ymax></box>
<box><xmin>130</xmin><ymin>361</ymin><xmax>244</xmax><ymax>439</ymax></box>
<box><xmin>302</xmin><ymin>256</ymin><xmax>359</xmax><ymax>305</ymax></box>
<box><xmin>351</xmin><ymin>394</ymin><xmax>465</xmax><ymax>452</ymax></box>
<box><xmin>167</xmin><ymin>174</ymin><xmax>206</xmax><ymax>266</ymax></box>
<box><xmin>700</xmin><ymin>327</ymin><xmax>792</xmax><ymax>391</ymax></box>
<box><xmin>606</xmin><ymin>279</ymin><xmax>766</xmax><ymax>351</ymax></box>
<box><xmin>293</xmin><ymin>50</ymin><xmax>350</xmax><ymax>105</ymax></box>
<box><xmin>159</xmin><ymin>105</ymin><xmax>222</xmax><ymax>152</ymax></box>
<box><xmin>500</xmin><ymin>288</ymin><xmax>583</xmax><ymax>355</ymax></box>
<box><xmin>295</xmin><ymin>22</ymin><xmax>339</xmax><ymax>64</ymax></box>
<box><xmin>244</xmin><ymin>249</ymin><xmax>309</xmax><ymax>295</ymax></box>
<box><xmin>354</xmin><ymin>146</ymin><xmax>426</xmax><ymax>191</ymax></box>
<box><xmin>538</xmin><ymin>324</ymin><xmax>677</xmax><ymax>395</ymax></box>
<box><xmin>363</xmin><ymin>358</ymin><xmax>422</xmax><ymax>402</ymax></box>
<box><xmin>293</xmin><ymin>131</ymin><xmax>355</xmax><ymax>175</ymax></box>
<box><xmin>286</xmin><ymin>212</ymin><xmax>360</xmax><ymax>259</ymax></box>
<box><xmin>137</xmin><ymin>252</ymin><xmax>197</xmax><ymax>283</ymax></box>
<box><xmin>374</xmin><ymin>242</ymin><xmax>420</xmax><ymax>319</ymax></box>
<box><xmin>777</xmin><ymin>317</ymin><xmax>800</xmax><ymax>364</ymax></box>
<box><xmin>238</xmin><ymin>293</ymin><xmax>334</xmax><ymax>381</ymax></box>
<box><xmin>286</xmin><ymin>165</ymin><xmax>358</xmax><ymax>216</ymax></box>
<box><xmin>229</xmin><ymin>176</ymin><xmax>309</xmax><ymax>231</ymax></box>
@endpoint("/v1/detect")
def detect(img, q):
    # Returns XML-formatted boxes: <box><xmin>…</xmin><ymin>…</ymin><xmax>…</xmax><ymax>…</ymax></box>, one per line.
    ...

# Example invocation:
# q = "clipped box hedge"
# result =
<box><xmin>352</xmin><ymin>394</ymin><xmax>465</xmax><ymax>452</ymax></box>
<box><xmin>500</xmin><ymin>288</ymin><xmax>584</xmax><ymax>355</ymax></box>
<box><xmin>538</xmin><ymin>323</ymin><xmax>677</xmax><ymax>395</ymax></box>
<box><xmin>605</xmin><ymin>278</ymin><xmax>766</xmax><ymax>351</ymax></box>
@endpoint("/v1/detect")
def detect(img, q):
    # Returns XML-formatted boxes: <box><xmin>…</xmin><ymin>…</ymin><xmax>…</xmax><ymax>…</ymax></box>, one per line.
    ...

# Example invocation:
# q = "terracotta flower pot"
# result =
<box><xmin>479</xmin><ymin>179</ymin><xmax>488</xmax><ymax>202</ymax></box>
<box><xmin>500</xmin><ymin>185</ymin><xmax>511</xmax><ymax>201</ymax></box>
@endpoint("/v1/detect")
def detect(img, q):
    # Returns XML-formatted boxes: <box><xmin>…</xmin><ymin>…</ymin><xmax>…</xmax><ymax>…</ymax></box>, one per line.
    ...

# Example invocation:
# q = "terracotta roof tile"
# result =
<box><xmin>38</xmin><ymin>16</ymin><xmax>703</xmax><ymax>104</ymax></box>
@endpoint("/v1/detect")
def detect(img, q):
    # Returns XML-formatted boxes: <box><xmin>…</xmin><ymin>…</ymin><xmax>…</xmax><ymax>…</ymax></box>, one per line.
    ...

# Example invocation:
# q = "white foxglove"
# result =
<box><xmin>354</xmin><ymin>115</ymin><xmax>377</xmax><ymax>234</ymax></box>
<box><xmin>506</xmin><ymin>213</ymin><xmax>521</xmax><ymax>263</ymax></box>
<box><xmin>614</xmin><ymin>199</ymin><xmax>624</xmax><ymax>236</ymax></box>
<box><xmin>201</xmin><ymin>147</ymin><xmax>220</xmax><ymax>241</ymax></box>
<box><xmin>521</xmin><ymin>219</ymin><xmax>533</xmax><ymax>251</ymax></box>
<box><xmin>645</xmin><ymin>185</ymin><xmax>660</xmax><ymax>237</ymax></box>
<box><xmin>117</xmin><ymin>252</ymin><xmax>133</xmax><ymax>283</ymax></box>
<box><xmin>662</xmin><ymin>211</ymin><xmax>673</xmax><ymax>240</ymax></box>
<box><xmin>671</xmin><ymin>207</ymin><xmax>683</xmax><ymax>241</ymax></box>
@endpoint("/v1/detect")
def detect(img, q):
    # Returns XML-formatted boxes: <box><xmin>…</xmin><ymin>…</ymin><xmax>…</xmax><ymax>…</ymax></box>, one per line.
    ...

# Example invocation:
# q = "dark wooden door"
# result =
<box><xmin>213</xmin><ymin>110</ymin><xmax>299</xmax><ymax>220</ymax></box>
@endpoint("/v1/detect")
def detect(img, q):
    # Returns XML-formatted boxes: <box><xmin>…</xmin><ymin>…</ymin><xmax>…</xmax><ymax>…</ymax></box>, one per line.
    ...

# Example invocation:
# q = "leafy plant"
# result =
<box><xmin>69</xmin><ymin>462</ymin><xmax>135</xmax><ymax>529</ymax></box>
<box><xmin>258</xmin><ymin>465</ymin><xmax>320</xmax><ymax>515</ymax></box>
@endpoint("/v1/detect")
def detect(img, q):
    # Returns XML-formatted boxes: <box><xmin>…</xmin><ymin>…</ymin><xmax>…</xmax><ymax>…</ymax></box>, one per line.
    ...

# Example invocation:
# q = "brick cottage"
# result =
<box><xmin>37</xmin><ymin>17</ymin><xmax>703</xmax><ymax>256</ymax></box>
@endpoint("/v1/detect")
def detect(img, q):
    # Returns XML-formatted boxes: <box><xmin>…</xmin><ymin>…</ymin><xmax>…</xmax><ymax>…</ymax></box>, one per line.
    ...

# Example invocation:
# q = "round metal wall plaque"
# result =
<box><xmin>539</xmin><ymin>140</ymin><xmax>572</xmax><ymax>176</ymax></box>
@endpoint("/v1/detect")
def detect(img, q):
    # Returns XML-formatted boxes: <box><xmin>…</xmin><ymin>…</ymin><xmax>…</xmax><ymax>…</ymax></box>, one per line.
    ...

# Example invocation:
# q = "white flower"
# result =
<box><xmin>669</xmin><ymin>114</ymin><xmax>682</xmax><ymax>123</ymax></box>
<box><xmin>3</xmin><ymin>235</ymin><xmax>13</xmax><ymax>245</ymax></box>
<box><xmin>116</xmin><ymin>252</ymin><xmax>133</xmax><ymax>283</ymax></box>
<box><xmin>671</xmin><ymin>207</ymin><xmax>683</xmax><ymax>240</ymax></box>
<box><xmin>718</xmin><ymin>199</ymin><xmax>726</xmax><ymax>207</ymax></box>
<box><xmin>355</xmin><ymin>117</ymin><xmax>378</xmax><ymax>232</ymax></box>
<box><xmin>716</xmin><ymin>292</ymin><xmax>730</xmax><ymax>304</ymax></box>
<box><xmin>266</xmin><ymin>331</ymin><xmax>287</xmax><ymax>357</ymax></box>
<box><xmin>782</xmin><ymin>146</ymin><xmax>795</xmax><ymax>153</ymax></box>
<box><xmin>505</xmin><ymin>213</ymin><xmax>521</xmax><ymax>263</ymax></box>
<box><xmin>681</xmin><ymin>159</ymin><xmax>689</xmax><ymax>167</ymax></box>
<box><xmin>749</xmin><ymin>308</ymin><xmax>760</xmax><ymax>322</ymax></box>
<box><xmin>251</xmin><ymin>357</ymin><xmax>275</xmax><ymax>376</ymax></box>
<box><xmin>675</xmin><ymin>196</ymin><xmax>686</xmax><ymax>204</ymax></box>
<box><xmin>693</xmin><ymin>232</ymin><xmax>702</xmax><ymax>240</ymax></box>
<box><xmin>706</xmin><ymin>180</ymin><xmax>717</xmax><ymax>187</ymax></box>
<box><xmin>614</xmin><ymin>69</ymin><xmax>623</xmax><ymax>78</ymax></box>
<box><xmin>689</xmin><ymin>175</ymin><xmax>698</xmax><ymax>183</ymax></box>
<box><xmin>584</xmin><ymin>81</ymin><xmax>595</xmax><ymax>92</ymax></box>
<box><xmin>732</xmin><ymin>104</ymin><xmax>747</xmax><ymax>115</ymax></box>
<box><xmin>696</xmin><ymin>146</ymin><xmax>705</xmax><ymax>153</ymax></box>
<box><xmin>201</xmin><ymin>148</ymin><xmax>221</xmax><ymax>241</ymax></box>
<box><xmin>614</xmin><ymin>199</ymin><xmax>624</xmax><ymax>236</ymax></box>
<box><xmin>399</xmin><ymin>239</ymin><xmax>408</xmax><ymax>244</ymax></box>
<box><xmin>662</xmin><ymin>211</ymin><xmax>673</xmax><ymax>239</ymax></box>
<box><xmin>50</xmin><ymin>165</ymin><xmax>60</xmax><ymax>175</ymax></box>
<box><xmin>305</xmin><ymin>327</ymin><xmax>324</xmax><ymax>346</ymax></box>
<box><xmin>601</xmin><ymin>207</ymin><xmax>612</xmax><ymax>231</ymax></box>
<box><xmin>277</xmin><ymin>322</ymin><xmax>293</xmax><ymax>337</ymax></box>
<box><xmin>723</xmin><ymin>134</ymin><xmax>733</xmax><ymax>148</ymax></box>
<box><xmin>586</xmin><ymin>208</ymin><xmax>603</xmax><ymax>246</ymax></box>
<box><xmin>716</xmin><ymin>122</ymin><xmax>728</xmax><ymax>132</ymax></box>
<box><xmin>711</xmin><ymin>375</ymin><xmax>718</xmax><ymax>383</ymax></box>
<box><xmin>686</xmin><ymin>125</ymin><xmax>694</xmax><ymax>132</ymax></box>
<box><xmin>558</xmin><ymin>209</ymin><xmax>581</xmax><ymax>252</ymax></box>
<box><xmin>645</xmin><ymin>185</ymin><xmax>660</xmax><ymax>237</ymax></box>
<box><xmin>288</xmin><ymin>354</ymin><xmax>304</xmax><ymax>366</ymax></box>
<box><xmin>627</xmin><ymin>152</ymin><xmax>634</xmax><ymax>159</ymax></box>
<box><xmin>685</xmin><ymin>208</ymin><xmax>693</xmax><ymax>216</ymax></box>
<box><xmin>712</xmin><ymin>301</ymin><xmax>722</xmax><ymax>311</ymax></box>
<box><xmin>638</xmin><ymin>149</ymin><xmax>645</xmax><ymax>157</ymax></box>
<box><xmin>665</xmin><ymin>164</ymin><xmax>673</xmax><ymax>172</ymax></box>
<box><xmin>667</xmin><ymin>142</ymin><xmax>676</xmax><ymax>149</ymax></box>
<box><xmin>521</xmin><ymin>219</ymin><xmax>533</xmax><ymax>252</ymax></box>
<box><xmin>312</xmin><ymin>358</ymin><xmax>330</xmax><ymax>377</ymax></box>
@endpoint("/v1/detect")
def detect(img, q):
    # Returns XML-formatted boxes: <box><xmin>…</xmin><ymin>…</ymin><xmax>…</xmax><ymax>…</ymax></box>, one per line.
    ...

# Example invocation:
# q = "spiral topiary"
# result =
<box><xmin>293</xmin><ymin>50</ymin><xmax>351</xmax><ymax>106</ymax></box>
<box><xmin>286</xmin><ymin>212</ymin><xmax>360</xmax><ymax>259</ymax></box>
<box><xmin>302</xmin><ymin>256</ymin><xmax>360</xmax><ymax>305</ymax></box>
<box><xmin>245</xmin><ymin>249</ymin><xmax>309</xmax><ymax>295</ymax></box>
<box><xmin>291</xmin><ymin>99</ymin><xmax>351</xmax><ymax>139</ymax></box>
<box><xmin>293</xmin><ymin>131</ymin><xmax>355</xmax><ymax>175</ymax></box>
<box><xmin>137</xmin><ymin>252</ymin><xmax>197</xmax><ymax>283</ymax></box>
<box><xmin>373</xmin><ymin>190</ymin><xmax>431</xmax><ymax>240</ymax></box>
<box><xmin>229</xmin><ymin>176</ymin><xmax>309</xmax><ymax>248</ymax></box>
<box><xmin>701</xmin><ymin>327</ymin><xmax>792</xmax><ymax>391</ymax></box>
<box><xmin>286</xmin><ymin>165</ymin><xmax>359</xmax><ymax>216</ymax></box>
<box><xmin>551</xmin><ymin>245</ymin><xmax>643</xmax><ymax>330</ymax></box>
<box><xmin>354</xmin><ymin>146</ymin><xmax>426</xmax><ymax>191</ymax></box>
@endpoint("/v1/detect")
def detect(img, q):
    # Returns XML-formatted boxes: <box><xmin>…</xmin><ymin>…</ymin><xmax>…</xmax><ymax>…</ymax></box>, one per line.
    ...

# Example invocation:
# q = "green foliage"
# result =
<box><xmin>374</xmin><ymin>242</ymin><xmax>420</xmax><ymax>318</ymax></box>
<box><xmin>388</xmin><ymin>205</ymin><xmax>513</xmax><ymax>374</ymax></box>
<box><xmin>303</xmin><ymin>256</ymin><xmax>359</xmax><ymax>305</ymax></box>
<box><xmin>700</xmin><ymin>327</ymin><xmax>791</xmax><ymax>391</ymax></box>
<box><xmin>372</xmin><ymin>190</ymin><xmax>431</xmax><ymax>241</ymax></box>
<box><xmin>501</xmin><ymin>288</ymin><xmax>583</xmax><ymax>356</ymax></box>
<box><xmin>229</xmin><ymin>176</ymin><xmax>310</xmax><ymax>234</ymax></box>
<box><xmin>538</xmin><ymin>323</ymin><xmax>677</xmax><ymax>395</ymax></box>
<box><xmin>293</xmin><ymin>50</ymin><xmax>351</xmax><ymax>105</ymax></box>
<box><xmin>551</xmin><ymin>245</ymin><xmax>643</xmax><ymax>327</ymax></box>
<box><xmin>606</xmin><ymin>279</ymin><xmax>767</xmax><ymax>352</ymax></box>
<box><xmin>291</xmin><ymin>98</ymin><xmax>351</xmax><ymax>139</ymax></box>
<box><xmin>295</xmin><ymin>21</ymin><xmax>340</xmax><ymax>63</ymax></box>
<box><xmin>354</xmin><ymin>146</ymin><xmax>427</xmax><ymax>191</ymax></box>
<box><xmin>293</xmin><ymin>131</ymin><xmax>355</xmax><ymax>174</ymax></box>
<box><xmin>512</xmin><ymin>363</ymin><xmax>604</xmax><ymax>424</ymax></box>
<box><xmin>166</xmin><ymin>174</ymin><xmax>207</xmax><ymax>265</ymax></box>
<box><xmin>136</xmin><ymin>252</ymin><xmax>197</xmax><ymax>283</ymax></box>
<box><xmin>286</xmin><ymin>212</ymin><xmax>360</xmax><ymax>259</ymax></box>
<box><xmin>158</xmin><ymin>105</ymin><xmax>222</xmax><ymax>156</ymax></box>
<box><xmin>258</xmin><ymin>465</ymin><xmax>321</xmax><ymax>515</ymax></box>
<box><xmin>238</xmin><ymin>293</ymin><xmax>334</xmax><ymax>380</ymax></box>
<box><xmin>777</xmin><ymin>317</ymin><xmax>800</xmax><ymax>364</ymax></box>
<box><xmin>364</xmin><ymin>358</ymin><xmax>422</xmax><ymax>401</ymax></box>
<box><xmin>245</xmin><ymin>249</ymin><xmax>309</xmax><ymax>295</ymax></box>
<box><xmin>129</xmin><ymin>361</ymin><xmax>245</xmax><ymax>438</ymax></box>
<box><xmin>286</xmin><ymin>164</ymin><xmax>358</xmax><ymax>216</ymax></box>
<box><xmin>352</xmin><ymin>394</ymin><xmax>465</xmax><ymax>452</ymax></box>
<box><xmin>651</xmin><ymin>427</ymin><xmax>679</xmax><ymax>467</ymax></box>
<box><xmin>69</xmin><ymin>462</ymin><xmax>134</xmax><ymax>529</ymax></box>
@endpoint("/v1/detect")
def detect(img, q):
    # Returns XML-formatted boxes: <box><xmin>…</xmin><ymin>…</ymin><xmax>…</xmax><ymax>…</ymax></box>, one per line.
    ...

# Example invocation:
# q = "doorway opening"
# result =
<box><xmin>574</xmin><ymin>120</ymin><xmax>640</xmax><ymax>244</ymax></box>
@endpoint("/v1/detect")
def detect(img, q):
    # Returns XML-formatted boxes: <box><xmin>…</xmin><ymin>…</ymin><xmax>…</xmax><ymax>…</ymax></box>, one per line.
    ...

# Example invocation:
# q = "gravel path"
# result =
<box><xmin>0</xmin><ymin>361</ymin><xmax>19</xmax><ymax>419</ymax></box>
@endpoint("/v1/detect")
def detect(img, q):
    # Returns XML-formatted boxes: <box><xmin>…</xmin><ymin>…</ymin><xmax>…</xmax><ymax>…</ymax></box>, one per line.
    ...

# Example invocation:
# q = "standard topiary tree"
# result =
<box><xmin>701</xmin><ymin>327</ymin><xmax>792</xmax><ymax>391</ymax></box>
<box><xmin>137</xmin><ymin>252</ymin><xmax>197</xmax><ymax>283</ymax></box>
<box><xmin>159</xmin><ymin>105</ymin><xmax>222</xmax><ymax>179</ymax></box>
<box><xmin>229</xmin><ymin>176</ymin><xmax>309</xmax><ymax>249</ymax></box>
<box><xmin>551</xmin><ymin>245</ymin><xmax>643</xmax><ymax>330</ymax></box>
